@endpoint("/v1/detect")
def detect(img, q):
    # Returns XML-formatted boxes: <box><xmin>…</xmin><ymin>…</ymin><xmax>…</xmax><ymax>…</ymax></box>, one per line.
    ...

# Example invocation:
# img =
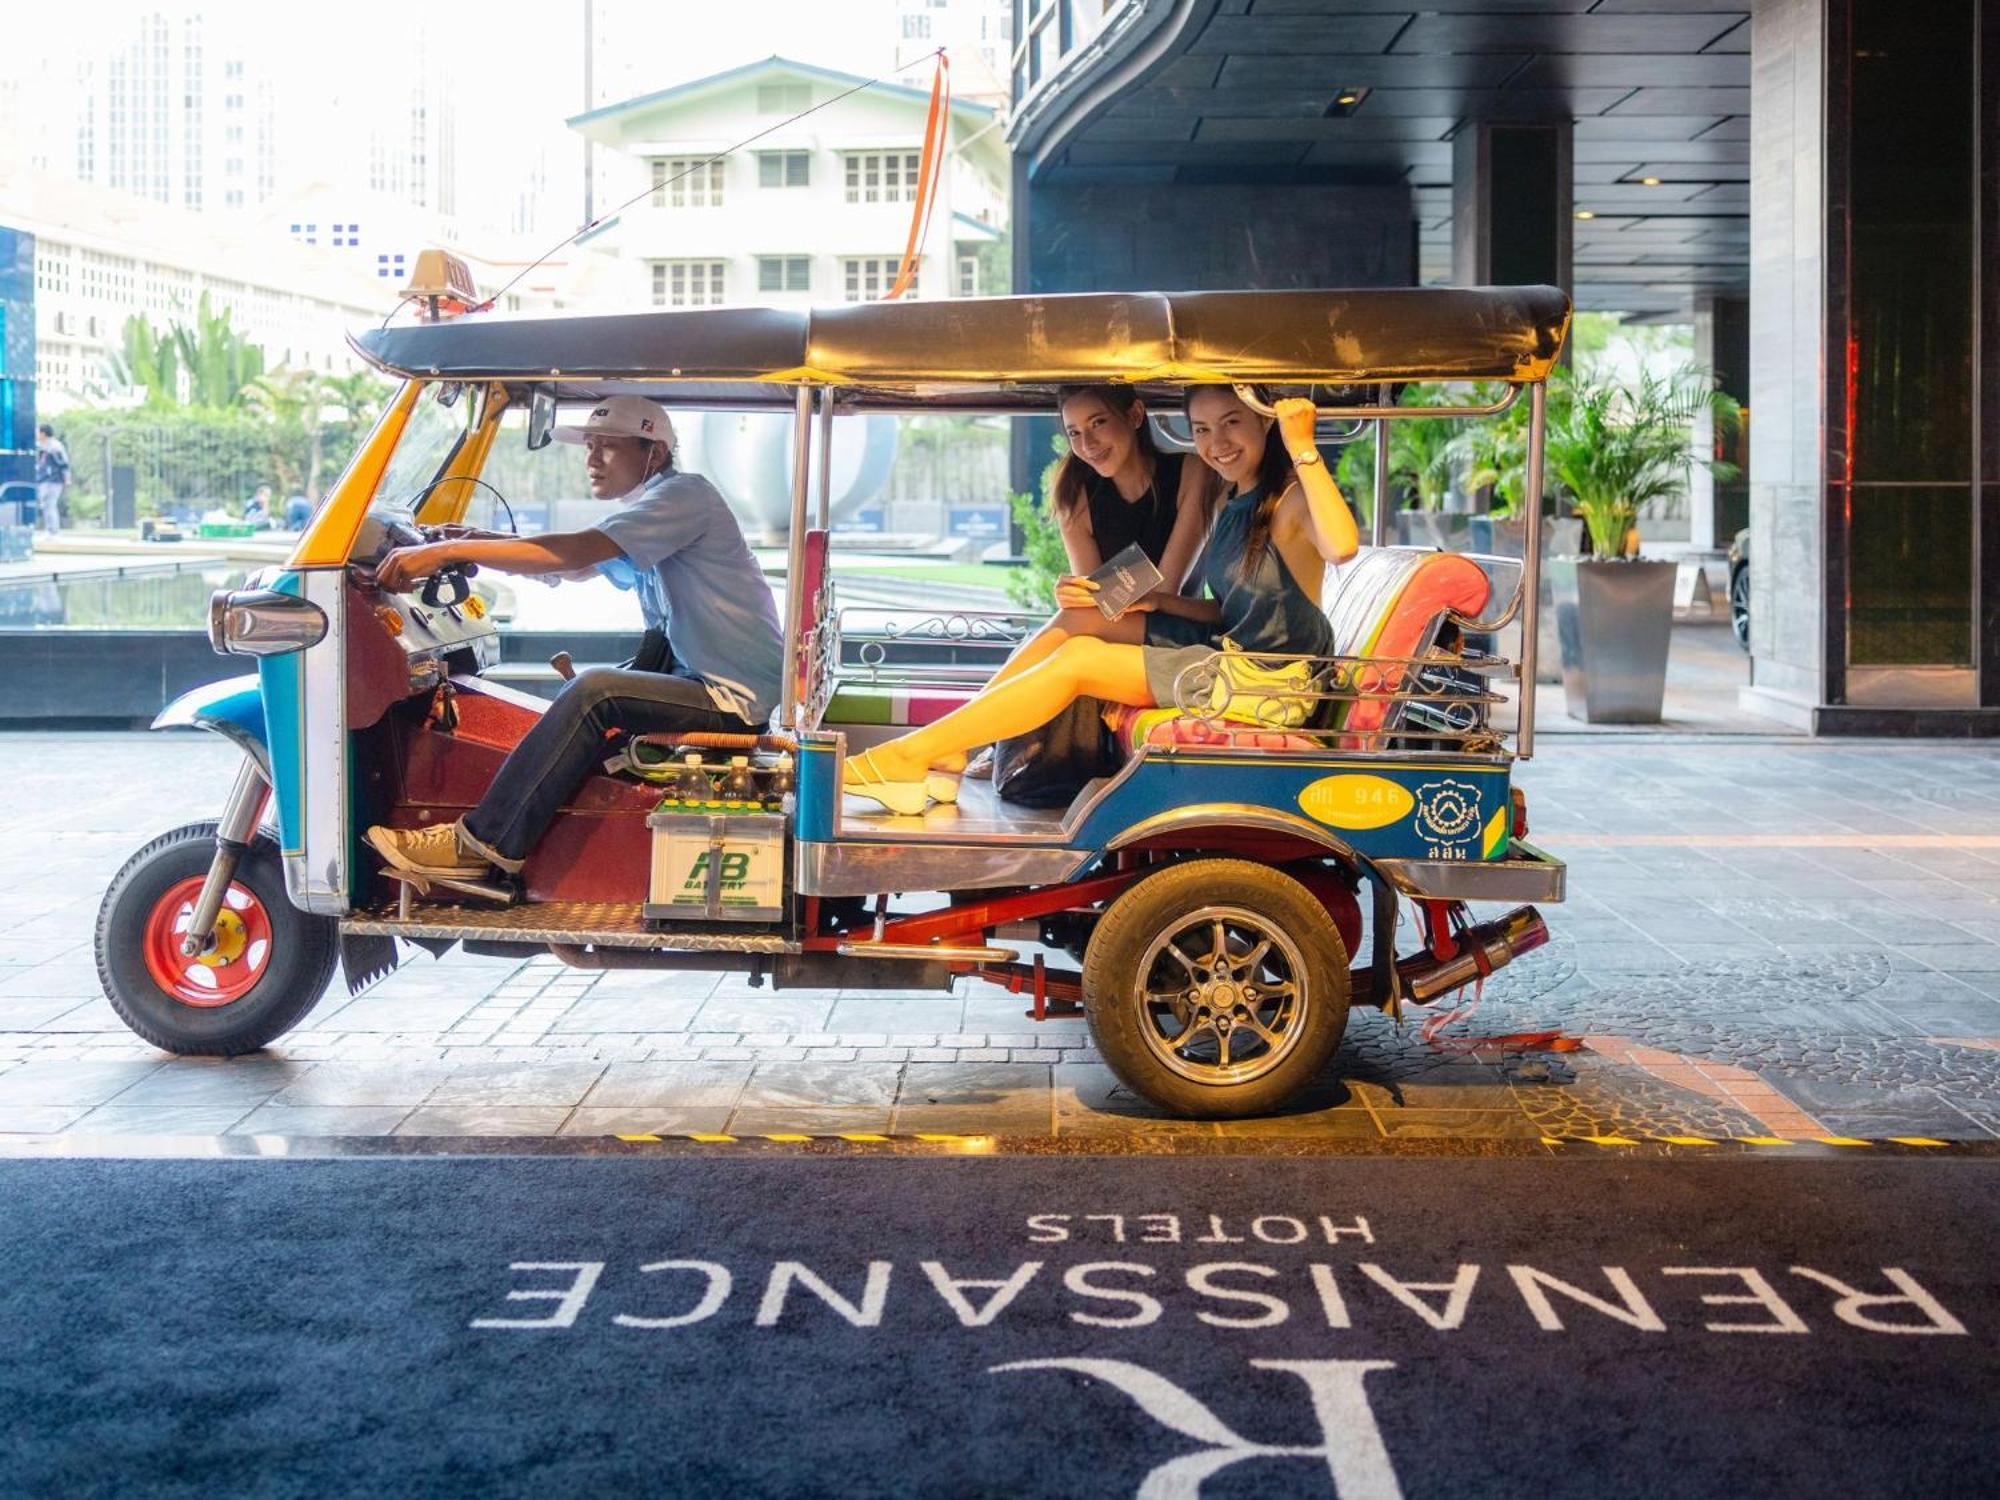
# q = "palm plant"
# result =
<box><xmin>1450</xmin><ymin>380</ymin><xmax>1533</xmax><ymax>518</ymax></box>
<box><xmin>1334</xmin><ymin>384</ymin><xmax>1470</xmax><ymax>519</ymax></box>
<box><xmin>1542</xmin><ymin>364</ymin><xmax>1741</xmax><ymax>557</ymax></box>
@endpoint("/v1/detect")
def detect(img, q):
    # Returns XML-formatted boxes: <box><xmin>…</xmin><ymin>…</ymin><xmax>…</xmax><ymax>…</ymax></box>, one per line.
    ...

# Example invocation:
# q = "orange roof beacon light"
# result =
<box><xmin>401</xmin><ymin>249</ymin><xmax>481</xmax><ymax>321</ymax></box>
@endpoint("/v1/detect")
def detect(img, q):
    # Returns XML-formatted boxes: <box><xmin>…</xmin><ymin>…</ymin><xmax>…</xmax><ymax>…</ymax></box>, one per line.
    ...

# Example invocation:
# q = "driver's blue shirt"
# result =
<box><xmin>592</xmin><ymin>468</ymin><xmax>783</xmax><ymax>724</ymax></box>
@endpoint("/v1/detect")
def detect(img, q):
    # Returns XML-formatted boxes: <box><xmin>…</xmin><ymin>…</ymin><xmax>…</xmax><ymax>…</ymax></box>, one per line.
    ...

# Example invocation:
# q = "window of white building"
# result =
<box><xmin>653</xmin><ymin>260</ymin><xmax>726</xmax><ymax>307</ymax></box>
<box><xmin>842</xmin><ymin>257</ymin><xmax>916</xmax><ymax>302</ymax></box>
<box><xmin>902</xmin><ymin>13</ymin><xmax>931</xmax><ymax>38</ymax></box>
<box><xmin>957</xmin><ymin>254</ymin><xmax>979</xmax><ymax>297</ymax></box>
<box><xmin>757</xmin><ymin>151</ymin><xmax>810</xmax><ymax>188</ymax></box>
<box><xmin>376</xmin><ymin>251</ymin><xmax>407</xmax><ymax>280</ymax></box>
<box><xmin>652</xmin><ymin>157</ymin><xmax>724</xmax><ymax>209</ymax></box>
<box><xmin>844</xmin><ymin>151</ymin><xmax>923</xmax><ymax>205</ymax></box>
<box><xmin>757</xmin><ymin>256</ymin><xmax>810</xmax><ymax>293</ymax></box>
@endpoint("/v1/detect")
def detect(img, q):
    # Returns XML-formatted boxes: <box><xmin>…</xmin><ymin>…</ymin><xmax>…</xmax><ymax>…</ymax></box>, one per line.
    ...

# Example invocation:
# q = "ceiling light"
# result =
<box><xmin>1321</xmin><ymin>87</ymin><xmax>1368</xmax><ymax>118</ymax></box>
<box><xmin>1574</xmin><ymin>209</ymin><xmax>1596</xmax><ymax>220</ymax></box>
<box><xmin>1641</xmin><ymin>176</ymin><xmax>1662</xmax><ymax>186</ymax></box>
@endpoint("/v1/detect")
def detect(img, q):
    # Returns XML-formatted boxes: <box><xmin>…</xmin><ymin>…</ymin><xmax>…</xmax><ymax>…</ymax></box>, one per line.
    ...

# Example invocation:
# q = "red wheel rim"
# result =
<box><xmin>140</xmin><ymin>877</ymin><xmax>274</xmax><ymax>1008</ymax></box>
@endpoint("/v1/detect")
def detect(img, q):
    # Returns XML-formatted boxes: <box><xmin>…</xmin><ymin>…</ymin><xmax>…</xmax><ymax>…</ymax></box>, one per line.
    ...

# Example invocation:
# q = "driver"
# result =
<box><xmin>363</xmin><ymin>394</ymin><xmax>783</xmax><ymax>886</ymax></box>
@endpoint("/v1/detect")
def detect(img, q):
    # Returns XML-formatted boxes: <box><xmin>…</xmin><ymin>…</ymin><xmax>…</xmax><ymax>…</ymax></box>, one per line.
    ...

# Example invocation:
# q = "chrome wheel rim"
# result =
<box><xmin>1134</xmin><ymin>904</ymin><xmax>1309</xmax><ymax>1087</ymax></box>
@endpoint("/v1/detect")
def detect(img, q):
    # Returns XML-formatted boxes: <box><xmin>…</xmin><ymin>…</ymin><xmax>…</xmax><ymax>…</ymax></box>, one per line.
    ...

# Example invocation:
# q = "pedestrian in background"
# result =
<box><xmin>34</xmin><ymin>424</ymin><xmax>69</xmax><ymax>535</ymax></box>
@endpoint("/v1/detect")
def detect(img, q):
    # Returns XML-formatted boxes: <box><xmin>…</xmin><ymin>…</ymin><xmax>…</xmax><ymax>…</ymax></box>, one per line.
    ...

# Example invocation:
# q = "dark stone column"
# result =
<box><xmin>1691</xmin><ymin>294</ymin><xmax>1750</xmax><ymax>553</ymax></box>
<box><xmin>1747</xmin><ymin>0</ymin><xmax>1998</xmax><ymax>732</ymax></box>
<box><xmin>1450</xmin><ymin>122</ymin><xmax>1574</xmax><ymax>294</ymax></box>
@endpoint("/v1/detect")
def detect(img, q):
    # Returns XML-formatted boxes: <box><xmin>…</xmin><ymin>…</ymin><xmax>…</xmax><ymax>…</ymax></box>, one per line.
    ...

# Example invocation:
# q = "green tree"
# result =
<box><xmin>244</xmin><ymin>366</ymin><xmax>329</xmax><ymax>500</ymax></box>
<box><xmin>171</xmin><ymin>291</ymin><xmax>266</xmax><ymax>408</ymax></box>
<box><xmin>1004</xmin><ymin>434</ymin><xmax>1070</xmax><ymax>610</ymax></box>
<box><xmin>108</xmin><ymin>314</ymin><xmax>180</xmax><ymax>406</ymax></box>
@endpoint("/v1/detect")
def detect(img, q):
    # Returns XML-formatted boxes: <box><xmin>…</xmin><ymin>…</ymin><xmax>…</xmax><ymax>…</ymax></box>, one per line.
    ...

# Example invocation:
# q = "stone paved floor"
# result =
<box><xmin>1</xmin><ymin>731</ymin><xmax>1997</xmax><ymax>1142</ymax></box>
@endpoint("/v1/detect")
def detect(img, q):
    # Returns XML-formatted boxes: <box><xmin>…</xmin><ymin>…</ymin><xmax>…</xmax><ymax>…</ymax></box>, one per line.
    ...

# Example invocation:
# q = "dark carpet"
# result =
<box><xmin>1</xmin><ymin>1155</ymin><xmax>1994</xmax><ymax>1499</ymax></box>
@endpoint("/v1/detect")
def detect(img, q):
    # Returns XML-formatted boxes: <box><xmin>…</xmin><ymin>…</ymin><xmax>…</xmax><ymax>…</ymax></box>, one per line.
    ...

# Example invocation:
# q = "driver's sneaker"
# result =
<box><xmin>366</xmin><ymin>821</ymin><xmax>494</xmax><ymax>879</ymax></box>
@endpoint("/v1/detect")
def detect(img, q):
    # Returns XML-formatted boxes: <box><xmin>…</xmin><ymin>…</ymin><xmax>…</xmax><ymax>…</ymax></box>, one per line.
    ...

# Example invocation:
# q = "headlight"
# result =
<box><xmin>208</xmin><ymin>588</ymin><xmax>328</xmax><ymax>657</ymax></box>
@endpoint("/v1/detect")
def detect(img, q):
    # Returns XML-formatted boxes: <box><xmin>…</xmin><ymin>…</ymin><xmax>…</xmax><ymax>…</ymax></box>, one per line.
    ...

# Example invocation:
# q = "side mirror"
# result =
<box><xmin>527</xmin><ymin>387</ymin><xmax>558</xmax><ymax>451</ymax></box>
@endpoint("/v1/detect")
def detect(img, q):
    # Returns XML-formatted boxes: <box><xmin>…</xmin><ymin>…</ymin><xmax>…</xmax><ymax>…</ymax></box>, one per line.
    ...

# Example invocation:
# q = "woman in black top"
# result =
<box><xmin>981</xmin><ymin>384</ymin><xmax>1221</xmax><ymax>699</ymax></box>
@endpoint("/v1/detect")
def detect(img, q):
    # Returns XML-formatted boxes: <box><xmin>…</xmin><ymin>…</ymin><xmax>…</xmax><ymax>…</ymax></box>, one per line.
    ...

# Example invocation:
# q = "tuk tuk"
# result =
<box><xmin>95</xmin><ymin>284</ymin><xmax>1571</xmax><ymax>1118</ymax></box>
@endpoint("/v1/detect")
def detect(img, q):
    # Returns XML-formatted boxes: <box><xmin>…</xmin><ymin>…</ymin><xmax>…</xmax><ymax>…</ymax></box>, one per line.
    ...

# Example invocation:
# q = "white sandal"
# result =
<box><xmin>843</xmin><ymin>748</ymin><xmax>934</xmax><ymax>816</ymax></box>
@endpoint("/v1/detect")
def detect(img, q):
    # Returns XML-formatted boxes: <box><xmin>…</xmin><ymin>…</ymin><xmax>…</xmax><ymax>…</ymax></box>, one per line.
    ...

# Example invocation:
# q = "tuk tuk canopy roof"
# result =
<box><xmin>350</xmin><ymin>286</ymin><xmax>1570</xmax><ymax>410</ymax></box>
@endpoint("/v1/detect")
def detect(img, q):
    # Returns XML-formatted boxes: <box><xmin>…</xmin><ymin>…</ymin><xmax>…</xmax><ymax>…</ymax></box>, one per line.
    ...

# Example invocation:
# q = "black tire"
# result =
<box><xmin>1730</xmin><ymin>565</ymin><xmax>1750</xmax><ymax>650</ymax></box>
<box><xmin>96</xmin><ymin>822</ymin><xmax>338</xmax><ymax>1056</ymax></box>
<box><xmin>1081</xmin><ymin>859</ymin><xmax>1351</xmax><ymax>1119</ymax></box>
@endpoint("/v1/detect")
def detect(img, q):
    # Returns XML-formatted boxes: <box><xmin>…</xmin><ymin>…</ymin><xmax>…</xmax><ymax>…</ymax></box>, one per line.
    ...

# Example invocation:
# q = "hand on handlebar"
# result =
<box><xmin>1273</xmin><ymin>396</ymin><xmax>1320</xmax><ymax>454</ymax></box>
<box><xmin>371</xmin><ymin>543</ymin><xmax>448</xmax><ymax>594</ymax></box>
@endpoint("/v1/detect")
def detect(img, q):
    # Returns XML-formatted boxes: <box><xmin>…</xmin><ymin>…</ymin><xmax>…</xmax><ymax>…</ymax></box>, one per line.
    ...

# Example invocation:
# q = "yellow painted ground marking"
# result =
<box><xmin>1541</xmin><ymin>1136</ymin><xmax>1569</xmax><ymax>1147</ymax></box>
<box><xmin>839</xmin><ymin>1133</ymin><xmax>891</xmax><ymax>1142</ymax></box>
<box><xmin>763</xmin><ymin>1133</ymin><xmax>811</xmax><ymax>1142</ymax></box>
<box><xmin>1735</xmin><ymin>1136</ymin><xmax>1796</xmax><ymax>1145</ymax></box>
<box><xmin>1655</xmin><ymin>1135</ymin><xmax>1717</xmax><ymax>1146</ymax></box>
<box><xmin>689</xmin><ymin>1133</ymin><xmax>737</xmax><ymax>1143</ymax></box>
<box><xmin>1889</xmin><ymin>1137</ymin><xmax>1950</xmax><ymax>1147</ymax></box>
<box><xmin>1817</xmin><ymin>1136</ymin><xmax>1874</xmax><ymax>1147</ymax></box>
<box><xmin>1582</xmin><ymin>1134</ymin><xmax>1640</xmax><ymax>1146</ymax></box>
<box><xmin>914</xmin><ymin>1133</ymin><xmax>967</xmax><ymax>1142</ymax></box>
<box><xmin>616</xmin><ymin>1134</ymin><xmax>662</xmax><ymax>1142</ymax></box>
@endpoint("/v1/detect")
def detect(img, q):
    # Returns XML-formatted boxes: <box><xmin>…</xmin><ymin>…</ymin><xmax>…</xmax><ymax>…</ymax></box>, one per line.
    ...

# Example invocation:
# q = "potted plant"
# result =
<box><xmin>1334</xmin><ymin>385</ymin><xmax>1469</xmax><ymax>548</ymax></box>
<box><xmin>1453</xmin><ymin>382</ymin><xmax>1580</xmax><ymax>683</ymax></box>
<box><xmin>1542</xmin><ymin>365</ymin><xmax>1741</xmax><ymax>722</ymax></box>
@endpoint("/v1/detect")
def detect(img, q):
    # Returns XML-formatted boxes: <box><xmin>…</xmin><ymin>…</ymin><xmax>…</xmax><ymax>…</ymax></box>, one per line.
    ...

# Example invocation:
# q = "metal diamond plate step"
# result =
<box><xmin>342</xmin><ymin>900</ymin><xmax>798</xmax><ymax>952</ymax></box>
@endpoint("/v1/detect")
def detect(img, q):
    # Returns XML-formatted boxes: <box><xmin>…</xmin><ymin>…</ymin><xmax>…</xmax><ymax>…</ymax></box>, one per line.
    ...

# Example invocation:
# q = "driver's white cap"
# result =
<box><xmin>554</xmin><ymin>394</ymin><xmax>676</xmax><ymax>449</ymax></box>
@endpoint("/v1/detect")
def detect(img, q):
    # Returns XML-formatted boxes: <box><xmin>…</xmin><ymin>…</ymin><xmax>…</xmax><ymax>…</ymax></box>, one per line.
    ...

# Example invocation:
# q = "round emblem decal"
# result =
<box><xmin>1414</xmin><ymin>778</ymin><xmax>1481</xmax><ymax>842</ymax></box>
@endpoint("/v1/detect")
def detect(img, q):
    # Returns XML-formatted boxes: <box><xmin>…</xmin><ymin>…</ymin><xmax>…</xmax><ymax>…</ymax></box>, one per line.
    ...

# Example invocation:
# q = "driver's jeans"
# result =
<box><xmin>461</xmin><ymin>667</ymin><xmax>760</xmax><ymax>864</ymax></box>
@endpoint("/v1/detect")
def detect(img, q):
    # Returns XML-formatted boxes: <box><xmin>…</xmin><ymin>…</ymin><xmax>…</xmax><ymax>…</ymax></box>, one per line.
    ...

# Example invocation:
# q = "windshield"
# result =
<box><xmin>343</xmin><ymin>383</ymin><xmax>474</xmax><ymax>563</ymax></box>
<box><xmin>377</xmin><ymin>383</ymin><xmax>473</xmax><ymax>514</ymax></box>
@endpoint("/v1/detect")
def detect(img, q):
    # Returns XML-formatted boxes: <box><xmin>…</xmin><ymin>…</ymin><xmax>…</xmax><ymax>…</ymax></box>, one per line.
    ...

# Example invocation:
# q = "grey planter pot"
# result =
<box><xmin>1494</xmin><ymin>517</ymin><xmax>1582</xmax><ymax>684</ymax></box>
<box><xmin>1547</xmin><ymin>556</ymin><xmax>1677</xmax><ymax>723</ymax></box>
<box><xmin>1390</xmin><ymin>510</ymin><xmax>1474</xmax><ymax>550</ymax></box>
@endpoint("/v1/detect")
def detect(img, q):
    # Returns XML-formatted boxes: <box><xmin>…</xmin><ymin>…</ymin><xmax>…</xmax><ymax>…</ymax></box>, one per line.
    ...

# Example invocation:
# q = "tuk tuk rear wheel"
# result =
<box><xmin>1081</xmin><ymin>859</ymin><xmax>1351</xmax><ymax>1119</ymax></box>
<box><xmin>96</xmin><ymin>822</ymin><xmax>338</xmax><ymax>1056</ymax></box>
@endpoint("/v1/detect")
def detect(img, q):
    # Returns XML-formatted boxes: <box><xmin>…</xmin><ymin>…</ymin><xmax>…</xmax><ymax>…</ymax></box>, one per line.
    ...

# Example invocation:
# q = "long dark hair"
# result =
<box><xmin>1051</xmin><ymin>384</ymin><xmax>1166</xmax><ymax>525</ymax></box>
<box><xmin>1185</xmin><ymin>385</ymin><xmax>1295</xmax><ymax>578</ymax></box>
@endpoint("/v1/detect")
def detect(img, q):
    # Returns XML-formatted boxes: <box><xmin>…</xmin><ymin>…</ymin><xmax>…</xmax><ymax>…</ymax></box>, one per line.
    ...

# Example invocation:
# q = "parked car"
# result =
<box><xmin>1728</xmin><ymin>526</ymin><xmax>1750</xmax><ymax>650</ymax></box>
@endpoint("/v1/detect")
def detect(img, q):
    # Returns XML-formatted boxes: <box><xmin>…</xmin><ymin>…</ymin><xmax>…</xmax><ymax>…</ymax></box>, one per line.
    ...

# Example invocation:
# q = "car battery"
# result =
<box><xmin>644</xmin><ymin>810</ymin><xmax>787</xmax><ymax>923</ymax></box>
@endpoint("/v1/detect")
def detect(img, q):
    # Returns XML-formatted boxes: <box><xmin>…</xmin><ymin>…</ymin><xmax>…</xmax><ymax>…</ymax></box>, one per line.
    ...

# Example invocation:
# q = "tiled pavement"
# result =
<box><xmin>2</xmin><ymin>731</ymin><xmax>1998</xmax><ymax>1142</ymax></box>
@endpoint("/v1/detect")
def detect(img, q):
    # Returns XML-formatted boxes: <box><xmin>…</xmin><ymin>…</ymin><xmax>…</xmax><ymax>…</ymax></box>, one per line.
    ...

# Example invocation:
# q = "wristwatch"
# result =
<box><xmin>1291</xmin><ymin>449</ymin><xmax>1324</xmax><ymax>467</ymax></box>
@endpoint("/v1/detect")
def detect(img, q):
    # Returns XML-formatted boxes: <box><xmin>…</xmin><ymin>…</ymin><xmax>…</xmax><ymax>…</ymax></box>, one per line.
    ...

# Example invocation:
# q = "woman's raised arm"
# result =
<box><xmin>1274</xmin><ymin>398</ymin><xmax>1360</xmax><ymax>565</ymax></box>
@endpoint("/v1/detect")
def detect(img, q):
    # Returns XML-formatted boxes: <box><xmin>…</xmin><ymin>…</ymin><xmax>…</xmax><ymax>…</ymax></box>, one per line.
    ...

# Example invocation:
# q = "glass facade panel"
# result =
<box><xmin>1849</xmin><ymin>3</ymin><xmax>1974</xmax><ymax>482</ymax></box>
<box><xmin>1843</xmin><ymin>0</ymin><xmax>1977</xmax><ymax>671</ymax></box>
<box><xmin>1848</xmin><ymin>485</ymin><xmax>1974</xmax><ymax>666</ymax></box>
<box><xmin>0</xmin><ymin>226</ymin><xmax>35</xmax><ymax>487</ymax></box>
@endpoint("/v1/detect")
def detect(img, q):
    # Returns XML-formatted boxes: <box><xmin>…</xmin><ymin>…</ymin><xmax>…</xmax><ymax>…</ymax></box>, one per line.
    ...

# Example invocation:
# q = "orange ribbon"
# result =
<box><xmin>883</xmin><ymin>51</ymin><xmax>950</xmax><ymax>301</ymax></box>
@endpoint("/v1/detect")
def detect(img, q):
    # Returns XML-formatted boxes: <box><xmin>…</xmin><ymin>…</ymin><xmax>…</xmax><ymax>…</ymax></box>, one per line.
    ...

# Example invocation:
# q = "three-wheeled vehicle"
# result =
<box><xmin>95</xmin><ymin>284</ymin><xmax>1571</xmax><ymax>1118</ymax></box>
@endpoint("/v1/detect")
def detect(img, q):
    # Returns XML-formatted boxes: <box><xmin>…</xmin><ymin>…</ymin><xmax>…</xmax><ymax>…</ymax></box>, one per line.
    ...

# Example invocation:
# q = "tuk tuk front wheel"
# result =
<box><xmin>96</xmin><ymin>822</ymin><xmax>338</xmax><ymax>1056</ymax></box>
<box><xmin>1081</xmin><ymin>859</ymin><xmax>1351</xmax><ymax>1119</ymax></box>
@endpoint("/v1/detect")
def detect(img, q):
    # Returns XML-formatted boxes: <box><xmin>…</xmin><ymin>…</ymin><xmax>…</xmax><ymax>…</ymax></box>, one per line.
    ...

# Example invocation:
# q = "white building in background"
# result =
<box><xmin>2</xmin><ymin>167</ymin><xmax>382</xmax><ymax>412</ymax></box>
<box><xmin>892</xmin><ymin>0</ymin><xmax>1014</xmax><ymax>106</ymax></box>
<box><xmin>52</xmin><ymin>9</ymin><xmax>280</xmax><ymax>214</ymax></box>
<box><xmin>566</xmin><ymin>55</ymin><xmax>1008</xmax><ymax>313</ymax></box>
<box><xmin>259</xmin><ymin>184</ymin><xmax>641</xmax><ymax>313</ymax></box>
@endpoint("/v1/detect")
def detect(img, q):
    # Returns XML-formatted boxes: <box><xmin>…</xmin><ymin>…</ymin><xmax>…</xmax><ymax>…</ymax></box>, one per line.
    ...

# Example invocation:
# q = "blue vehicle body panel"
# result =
<box><xmin>253</xmin><ymin>572</ymin><xmax>309</xmax><ymax>856</ymax></box>
<box><xmin>795</xmin><ymin>736</ymin><xmax>1512</xmax><ymax>864</ymax></box>
<box><xmin>152</xmin><ymin>673</ymin><xmax>267</xmax><ymax>750</ymax></box>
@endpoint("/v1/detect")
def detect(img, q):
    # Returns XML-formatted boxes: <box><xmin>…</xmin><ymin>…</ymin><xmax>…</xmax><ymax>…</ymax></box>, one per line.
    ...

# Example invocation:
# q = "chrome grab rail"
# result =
<box><xmin>1160</xmin><ymin>645</ymin><xmax>1516</xmax><ymax>756</ymax></box>
<box><xmin>1231</xmin><ymin>382</ymin><xmax>1524</xmax><ymax>423</ymax></box>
